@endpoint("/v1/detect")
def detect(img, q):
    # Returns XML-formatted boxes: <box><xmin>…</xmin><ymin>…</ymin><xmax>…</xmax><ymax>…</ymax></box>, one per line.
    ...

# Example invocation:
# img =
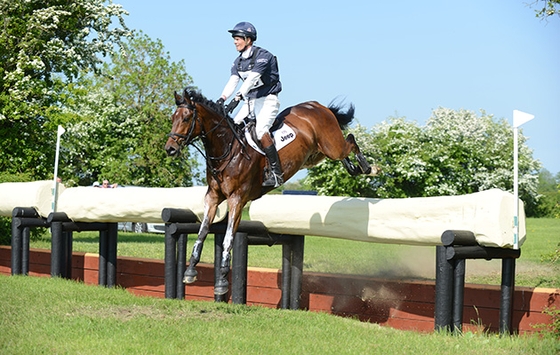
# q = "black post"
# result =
<box><xmin>50</xmin><ymin>221</ymin><xmax>65</xmax><ymax>278</ymax></box>
<box><xmin>281</xmin><ymin>243</ymin><xmax>292</xmax><ymax>309</ymax></box>
<box><xmin>164</xmin><ymin>226</ymin><xmax>177</xmax><ymax>299</ymax></box>
<box><xmin>64</xmin><ymin>230</ymin><xmax>73</xmax><ymax>279</ymax></box>
<box><xmin>214</xmin><ymin>233</ymin><xmax>227</xmax><ymax>302</ymax></box>
<box><xmin>452</xmin><ymin>258</ymin><xmax>465</xmax><ymax>332</ymax></box>
<box><xmin>499</xmin><ymin>258</ymin><xmax>516</xmax><ymax>334</ymax></box>
<box><xmin>176</xmin><ymin>233</ymin><xmax>187</xmax><ymax>299</ymax></box>
<box><xmin>106</xmin><ymin>222</ymin><xmax>118</xmax><ymax>287</ymax></box>
<box><xmin>98</xmin><ymin>229</ymin><xmax>108</xmax><ymax>286</ymax></box>
<box><xmin>435</xmin><ymin>245</ymin><xmax>454</xmax><ymax>332</ymax></box>
<box><xmin>11</xmin><ymin>218</ymin><xmax>22</xmax><ymax>275</ymax></box>
<box><xmin>231</xmin><ymin>232</ymin><xmax>248</xmax><ymax>305</ymax></box>
<box><xmin>22</xmin><ymin>227</ymin><xmax>30</xmax><ymax>275</ymax></box>
<box><xmin>290</xmin><ymin>235</ymin><xmax>304</xmax><ymax>310</ymax></box>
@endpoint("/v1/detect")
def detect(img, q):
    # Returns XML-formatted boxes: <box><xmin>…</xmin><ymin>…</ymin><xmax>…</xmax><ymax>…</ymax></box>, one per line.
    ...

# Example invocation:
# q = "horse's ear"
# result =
<box><xmin>183</xmin><ymin>88</ymin><xmax>193</xmax><ymax>106</ymax></box>
<box><xmin>174</xmin><ymin>91</ymin><xmax>185</xmax><ymax>106</ymax></box>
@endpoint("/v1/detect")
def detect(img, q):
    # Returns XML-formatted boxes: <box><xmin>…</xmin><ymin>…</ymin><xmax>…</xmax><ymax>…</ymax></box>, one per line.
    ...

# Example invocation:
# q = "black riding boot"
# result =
<box><xmin>262</xmin><ymin>144</ymin><xmax>284</xmax><ymax>187</ymax></box>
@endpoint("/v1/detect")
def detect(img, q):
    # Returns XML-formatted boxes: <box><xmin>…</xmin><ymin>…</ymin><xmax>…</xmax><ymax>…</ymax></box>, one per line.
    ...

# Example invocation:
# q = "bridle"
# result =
<box><xmin>168</xmin><ymin>101</ymin><xmax>249</xmax><ymax>180</ymax></box>
<box><xmin>167</xmin><ymin>102</ymin><xmax>198</xmax><ymax>147</ymax></box>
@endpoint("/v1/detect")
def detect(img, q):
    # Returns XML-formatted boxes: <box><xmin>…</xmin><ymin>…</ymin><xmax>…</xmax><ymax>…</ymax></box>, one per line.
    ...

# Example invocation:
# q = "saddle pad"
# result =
<box><xmin>245</xmin><ymin>124</ymin><xmax>296</xmax><ymax>154</ymax></box>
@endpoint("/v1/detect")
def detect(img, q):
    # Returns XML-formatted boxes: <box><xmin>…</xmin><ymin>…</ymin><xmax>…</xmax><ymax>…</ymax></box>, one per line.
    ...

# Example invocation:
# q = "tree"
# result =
<box><xmin>59</xmin><ymin>32</ymin><xmax>200</xmax><ymax>187</ymax></box>
<box><xmin>530</xmin><ymin>0</ymin><xmax>560</xmax><ymax>19</ymax></box>
<box><xmin>0</xmin><ymin>0</ymin><xmax>130</xmax><ymax>181</ymax></box>
<box><xmin>533</xmin><ymin>169</ymin><xmax>560</xmax><ymax>217</ymax></box>
<box><xmin>304</xmin><ymin>108</ymin><xmax>541</xmax><ymax>214</ymax></box>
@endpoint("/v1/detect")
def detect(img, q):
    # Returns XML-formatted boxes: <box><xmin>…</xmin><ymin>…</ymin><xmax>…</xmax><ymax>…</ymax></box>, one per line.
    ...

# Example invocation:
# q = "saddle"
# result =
<box><xmin>238</xmin><ymin>111</ymin><xmax>295</xmax><ymax>154</ymax></box>
<box><xmin>245</xmin><ymin>116</ymin><xmax>285</xmax><ymax>150</ymax></box>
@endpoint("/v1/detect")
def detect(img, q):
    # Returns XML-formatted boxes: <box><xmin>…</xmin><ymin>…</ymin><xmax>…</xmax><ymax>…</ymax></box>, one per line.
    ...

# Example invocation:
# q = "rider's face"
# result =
<box><xmin>233</xmin><ymin>36</ymin><xmax>251</xmax><ymax>52</ymax></box>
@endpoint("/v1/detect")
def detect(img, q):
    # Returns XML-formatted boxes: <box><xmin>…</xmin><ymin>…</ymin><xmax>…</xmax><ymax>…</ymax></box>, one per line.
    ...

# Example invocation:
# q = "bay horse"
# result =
<box><xmin>165</xmin><ymin>88</ymin><xmax>377</xmax><ymax>295</ymax></box>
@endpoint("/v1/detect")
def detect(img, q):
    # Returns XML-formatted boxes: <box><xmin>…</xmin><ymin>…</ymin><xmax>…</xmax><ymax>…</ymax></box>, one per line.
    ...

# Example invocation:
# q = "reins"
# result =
<box><xmin>169</xmin><ymin>100</ymin><xmax>250</xmax><ymax>181</ymax></box>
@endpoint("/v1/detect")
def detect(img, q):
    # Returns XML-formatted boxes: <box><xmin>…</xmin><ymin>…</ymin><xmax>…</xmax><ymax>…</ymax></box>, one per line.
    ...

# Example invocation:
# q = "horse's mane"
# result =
<box><xmin>184</xmin><ymin>87</ymin><xmax>229</xmax><ymax>118</ymax></box>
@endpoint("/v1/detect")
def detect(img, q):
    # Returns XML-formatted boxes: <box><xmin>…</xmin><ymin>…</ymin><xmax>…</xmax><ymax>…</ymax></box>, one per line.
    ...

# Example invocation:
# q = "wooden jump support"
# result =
<box><xmin>162</xmin><ymin>208</ymin><xmax>304</xmax><ymax>309</ymax></box>
<box><xmin>435</xmin><ymin>230</ymin><xmax>520</xmax><ymax>334</ymax></box>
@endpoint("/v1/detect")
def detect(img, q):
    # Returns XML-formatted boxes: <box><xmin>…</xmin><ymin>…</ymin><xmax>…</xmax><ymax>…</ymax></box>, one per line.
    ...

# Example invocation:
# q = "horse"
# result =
<box><xmin>165</xmin><ymin>88</ymin><xmax>377</xmax><ymax>295</ymax></box>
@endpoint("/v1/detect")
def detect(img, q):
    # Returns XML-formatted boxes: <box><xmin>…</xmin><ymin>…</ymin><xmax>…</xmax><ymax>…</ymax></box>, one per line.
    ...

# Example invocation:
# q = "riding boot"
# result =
<box><xmin>260</xmin><ymin>133</ymin><xmax>284</xmax><ymax>187</ymax></box>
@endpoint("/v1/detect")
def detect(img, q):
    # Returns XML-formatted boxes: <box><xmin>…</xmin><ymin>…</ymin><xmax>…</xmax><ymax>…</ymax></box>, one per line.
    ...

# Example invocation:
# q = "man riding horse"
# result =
<box><xmin>166</xmin><ymin>22</ymin><xmax>378</xmax><ymax>296</ymax></box>
<box><xmin>216</xmin><ymin>21</ymin><xmax>284</xmax><ymax>188</ymax></box>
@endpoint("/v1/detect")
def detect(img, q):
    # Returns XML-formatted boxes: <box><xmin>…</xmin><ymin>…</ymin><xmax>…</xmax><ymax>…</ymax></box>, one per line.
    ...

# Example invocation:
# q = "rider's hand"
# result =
<box><xmin>216</xmin><ymin>98</ymin><xmax>225</xmax><ymax>106</ymax></box>
<box><xmin>234</xmin><ymin>93</ymin><xmax>243</xmax><ymax>102</ymax></box>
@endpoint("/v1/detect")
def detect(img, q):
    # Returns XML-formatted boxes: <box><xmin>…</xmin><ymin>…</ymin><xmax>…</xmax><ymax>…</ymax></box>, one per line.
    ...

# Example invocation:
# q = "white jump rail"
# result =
<box><xmin>249</xmin><ymin>188</ymin><xmax>525</xmax><ymax>249</ymax></box>
<box><xmin>0</xmin><ymin>181</ymin><xmax>227</xmax><ymax>223</ymax></box>
<box><xmin>1</xmin><ymin>182</ymin><xmax>525</xmax><ymax>248</ymax></box>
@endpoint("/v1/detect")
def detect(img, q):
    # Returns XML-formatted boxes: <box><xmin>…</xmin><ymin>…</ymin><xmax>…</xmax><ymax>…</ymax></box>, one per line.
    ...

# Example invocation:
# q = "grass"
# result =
<box><xmin>0</xmin><ymin>275</ymin><xmax>558</xmax><ymax>355</ymax></box>
<box><xmin>29</xmin><ymin>218</ymin><xmax>560</xmax><ymax>289</ymax></box>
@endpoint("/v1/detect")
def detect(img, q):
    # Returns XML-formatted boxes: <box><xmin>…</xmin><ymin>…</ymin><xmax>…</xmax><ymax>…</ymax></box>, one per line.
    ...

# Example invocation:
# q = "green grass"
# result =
<box><xmin>29</xmin><ymin>218</ymin><xmax>560</xmax><ymax>288</ymax></box>
<box><xmin>0</xmin><ymin>275</ymin><xmax>557</xmax><ymax>355</ymax></box>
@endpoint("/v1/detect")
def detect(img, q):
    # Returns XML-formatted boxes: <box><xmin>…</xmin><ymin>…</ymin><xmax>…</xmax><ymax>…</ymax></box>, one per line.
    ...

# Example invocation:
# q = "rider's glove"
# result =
<box><xmin>216</xmin><ymin>98</ymin><xmax>225</xmax><ymax>106</ymax></box>
<box><xmin>234</xmin><ymin>93</ymin><xmax>243</xmax><ymax>102</ymax></box>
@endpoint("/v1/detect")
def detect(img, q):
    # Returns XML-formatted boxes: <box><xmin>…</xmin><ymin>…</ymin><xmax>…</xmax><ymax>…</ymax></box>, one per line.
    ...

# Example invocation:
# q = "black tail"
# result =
<box><xmin>328</xmin><ymin>101</ymin><xmax>355</xmax><ymax>130</ymax></box>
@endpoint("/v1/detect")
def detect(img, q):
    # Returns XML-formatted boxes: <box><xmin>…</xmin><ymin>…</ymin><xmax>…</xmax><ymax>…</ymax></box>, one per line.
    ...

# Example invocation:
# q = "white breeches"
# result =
<box><xmin>233</xmin><ymin>94</ymin><xmax>280</xmax><ymax>140</ymax></box>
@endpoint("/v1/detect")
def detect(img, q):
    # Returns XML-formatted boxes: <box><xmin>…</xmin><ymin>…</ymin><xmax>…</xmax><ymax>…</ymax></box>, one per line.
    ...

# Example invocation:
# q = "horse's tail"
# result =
<box><xmin>328</xmin><ymin>102</ymin><xmax>355</xmax><ymax>130</ymax></box>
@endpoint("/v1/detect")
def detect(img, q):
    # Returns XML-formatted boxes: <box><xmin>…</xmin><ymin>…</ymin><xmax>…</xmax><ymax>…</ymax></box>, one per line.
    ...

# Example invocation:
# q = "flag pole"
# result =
<box><xmin>52</xmin><ymin>125</ymin><xmax>65</xmax><ymax>212</ymax></box>
<box><xmin>512</xmin><ymin>110</ymin><xmax>534</xmax><ymax>249</ymax></box>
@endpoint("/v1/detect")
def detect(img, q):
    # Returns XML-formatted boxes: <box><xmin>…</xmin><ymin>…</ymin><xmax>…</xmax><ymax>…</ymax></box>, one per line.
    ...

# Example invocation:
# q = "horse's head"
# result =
<box><xmin>165</xmin><ymin>90</ymin><xmax>201</xmax><ymax>156</ymax></box>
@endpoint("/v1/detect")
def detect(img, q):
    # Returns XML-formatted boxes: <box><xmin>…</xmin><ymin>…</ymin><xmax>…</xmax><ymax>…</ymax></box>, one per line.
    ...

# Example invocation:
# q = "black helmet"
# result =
<box><xmin>228</xmin><ymin>22</ymin><xmax>257</xmax><ymax>41</ymax></box>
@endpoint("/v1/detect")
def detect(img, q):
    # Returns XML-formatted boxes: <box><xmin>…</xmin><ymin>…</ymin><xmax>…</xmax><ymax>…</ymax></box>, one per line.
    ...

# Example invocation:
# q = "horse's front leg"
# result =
<box><xmin>214</xmin><ymin>200</ymin><xmax>244</xmax><ymax>296</ymax></box>
<box><xmin>183</xmin><ymin>199</ymin><xmax>219</xmax><ymax>284</ymax></box>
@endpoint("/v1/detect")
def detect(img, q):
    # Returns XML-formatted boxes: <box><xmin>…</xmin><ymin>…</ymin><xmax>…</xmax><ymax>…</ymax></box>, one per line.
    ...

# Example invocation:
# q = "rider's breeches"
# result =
<box><xmin>233</xmin><ymin>94</ymin><xmax>280</xmax><ymax>140</ymax></box>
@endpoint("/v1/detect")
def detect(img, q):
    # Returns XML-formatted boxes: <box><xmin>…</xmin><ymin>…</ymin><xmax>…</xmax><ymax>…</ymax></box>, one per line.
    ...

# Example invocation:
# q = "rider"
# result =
<box><xmin>217</xmin><ymin>21</ymin><xmax>283</xmax><ymax>188</ymax></box>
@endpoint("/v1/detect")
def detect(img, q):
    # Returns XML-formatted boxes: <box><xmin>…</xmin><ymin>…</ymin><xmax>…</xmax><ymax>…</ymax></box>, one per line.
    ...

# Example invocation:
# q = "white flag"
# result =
<box><xmin>513</xmin><ymin>110</ymin><xmax>534</xmax><ymax>128</ymax></box>
<box><xmin>57</xmin><ymin>125</ymin><xmax>65</xmax><ymax>136</ymax></box>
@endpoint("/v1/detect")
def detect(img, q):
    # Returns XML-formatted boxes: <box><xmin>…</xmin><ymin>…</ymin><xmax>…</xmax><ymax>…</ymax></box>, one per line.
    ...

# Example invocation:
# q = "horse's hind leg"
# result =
<box><xmin>341</xmin><ymin>157</ymin><xmax>362</xmax><ymax>176</ymax></box>
<box><xmin>342</xmin><ymin>133</ymin><xmax>378</xmax><ymax>176</ymax></box>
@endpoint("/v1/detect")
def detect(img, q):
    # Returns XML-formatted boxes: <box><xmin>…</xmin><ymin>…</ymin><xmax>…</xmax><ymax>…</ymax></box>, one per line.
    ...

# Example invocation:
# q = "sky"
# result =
<box><xmin>116</xmin><ymin>0</ymin><xmax>560</xmax><ymax>177</ymax></box>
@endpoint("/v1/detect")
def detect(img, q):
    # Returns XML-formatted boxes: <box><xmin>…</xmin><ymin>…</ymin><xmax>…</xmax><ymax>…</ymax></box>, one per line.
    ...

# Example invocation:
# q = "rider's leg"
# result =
<box><xmin>260</xmin><ymin>132</ymin><xmax>283</xmax><ymax>187</ymax></box>
<box><xmin>232</xmin><ymin>102</ymin><xmax>249</xmax><ymax>124</ymax></box>
<box><xmin>255</xmin><ymin>95</ymin><xmax>283</xmax><ymax>187</ymax></box>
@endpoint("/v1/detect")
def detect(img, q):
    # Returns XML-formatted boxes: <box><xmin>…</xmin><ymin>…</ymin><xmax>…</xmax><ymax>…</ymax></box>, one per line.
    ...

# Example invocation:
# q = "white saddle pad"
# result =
<box><xmin>244</xmin><ymin>124</ymin><xmax>296</xmax><ymax>154</ymax></box>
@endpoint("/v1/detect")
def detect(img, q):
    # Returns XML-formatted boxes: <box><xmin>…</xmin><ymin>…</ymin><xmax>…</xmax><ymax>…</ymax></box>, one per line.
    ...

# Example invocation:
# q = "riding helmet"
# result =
<box><xmin>228</xmin><ymin>22</ymin><xmax>257</xmax><ymax>41</ymax></box>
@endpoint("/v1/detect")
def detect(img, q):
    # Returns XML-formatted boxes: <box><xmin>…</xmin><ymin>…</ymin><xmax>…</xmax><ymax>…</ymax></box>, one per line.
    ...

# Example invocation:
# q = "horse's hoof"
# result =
<box><xmin>183</xmin><ymin>269</ymin><xmax>198</xmax><ymax>284</ymax></box>
<box><xmin>369</xmin><ymin>165</ymin><xmax>381</xmax><ymax>176</ymax></box>
<box><xmin>214</xmin><ymin>279</ymin><xmax>229</xmax><ymax>295</ymax></box>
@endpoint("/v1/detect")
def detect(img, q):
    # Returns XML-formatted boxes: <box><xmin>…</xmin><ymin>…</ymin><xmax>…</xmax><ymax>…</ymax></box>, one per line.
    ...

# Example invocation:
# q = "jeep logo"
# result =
<box><xmin>280</xmin><ymin>133</ymin><xmax>294</xmax><ymax>142</ymax></box>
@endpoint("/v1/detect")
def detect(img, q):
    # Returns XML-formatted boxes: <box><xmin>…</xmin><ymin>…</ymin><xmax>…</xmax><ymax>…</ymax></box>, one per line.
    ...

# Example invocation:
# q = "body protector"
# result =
<box><xmin>221</xmin><ymin>46</ymin><xmax>282</xmax><ymax>139</ymax></box>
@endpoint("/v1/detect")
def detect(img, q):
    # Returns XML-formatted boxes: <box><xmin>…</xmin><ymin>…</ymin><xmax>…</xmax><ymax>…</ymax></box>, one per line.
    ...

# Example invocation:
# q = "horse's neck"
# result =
<box><xmin>201</xmin><ymin>112</ymin><xmax>237</xmax><ymax>161</ymax></box>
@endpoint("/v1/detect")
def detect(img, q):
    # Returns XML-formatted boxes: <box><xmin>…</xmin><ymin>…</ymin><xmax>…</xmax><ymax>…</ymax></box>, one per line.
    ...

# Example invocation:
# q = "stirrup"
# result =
<box><xmin>262</xmin><ymin>173</ymin><xmax>283</xmax><ymax>188</ymax></box>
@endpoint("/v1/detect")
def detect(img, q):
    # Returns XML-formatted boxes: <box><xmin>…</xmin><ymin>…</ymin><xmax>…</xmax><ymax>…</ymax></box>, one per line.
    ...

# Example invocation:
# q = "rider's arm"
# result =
<box><xmin>236</xmin><ymin>71</ymin><xmax>262</xmax><ymax>99</ymax></box>
<box><xmin>220</xmin><ymin>75</ymin><xmax>240</xmax><ymax>100</ymax></box>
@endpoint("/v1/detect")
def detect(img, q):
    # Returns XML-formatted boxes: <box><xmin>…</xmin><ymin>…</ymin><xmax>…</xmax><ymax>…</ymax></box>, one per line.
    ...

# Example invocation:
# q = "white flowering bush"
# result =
<box><xmin>305</xmin><ymin>108</ymin><xmax>540</xmax><ymax>213</ymax></box>
<box><xmin>0</xmin><ymin>0</ymin><xmax>130</xmax><ymax>180</ymax></box>
<box><xmin>58</xmin><ymin>32</ymin><xmax>198</xmax><ymax>188</ymax></box>
<box><xmin>0</xmin><ymin>0</ymin><xmax>130</xmax><ymax>121</ymax></box>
